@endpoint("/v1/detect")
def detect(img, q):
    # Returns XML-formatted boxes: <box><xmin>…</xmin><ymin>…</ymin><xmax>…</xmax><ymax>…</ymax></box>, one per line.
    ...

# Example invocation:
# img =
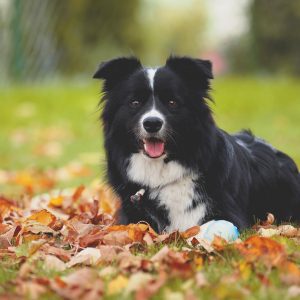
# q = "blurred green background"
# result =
<box><xmin>1</xmin><ymin>0</ymin><xmax>300</xmax><ymax>191</ymax></box>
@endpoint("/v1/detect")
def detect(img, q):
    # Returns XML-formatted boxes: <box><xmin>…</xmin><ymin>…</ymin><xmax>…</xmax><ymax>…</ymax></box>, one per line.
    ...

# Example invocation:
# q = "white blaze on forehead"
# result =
<box><xmin>146</xmin><ymin>68</ymin><xmax>157</xmax><ymax>90</ymax></box>
<box><xmin>140</xmin><ymin>68</ymin><xmax>164</xmax><ymax>133</ymax></box>
<box><xmin>141</xmin><ymin>105</ymin><xmax>164</xmax><ymax>121</ymax></box>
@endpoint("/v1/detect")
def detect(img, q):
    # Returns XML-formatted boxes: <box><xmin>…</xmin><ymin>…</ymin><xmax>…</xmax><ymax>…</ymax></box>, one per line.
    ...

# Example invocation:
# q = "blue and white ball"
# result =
<box><xmin>198</xmin><ymin>220</ymin><xmax>239</xmax><ymax>242</ymax></box>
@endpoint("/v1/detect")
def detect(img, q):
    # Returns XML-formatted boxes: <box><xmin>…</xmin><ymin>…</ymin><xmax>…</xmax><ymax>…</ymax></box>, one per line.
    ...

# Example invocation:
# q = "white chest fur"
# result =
<box><xmin>127</xmin><ymin>153</ymin><xmax>207</xmax><ymax>232</ymax></box>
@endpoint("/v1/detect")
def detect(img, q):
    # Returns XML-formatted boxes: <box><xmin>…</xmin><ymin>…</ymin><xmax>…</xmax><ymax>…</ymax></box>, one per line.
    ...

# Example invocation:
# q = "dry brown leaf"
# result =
<box><xmin>50</xmin><ymin>268</ymin><xmax>104</xmax><ymax>300</ymax></box>
<box><xmin>235</xmin><ymin>236</ymin><xmax>287</xmax><ymax>266</ymax></box>
<box><xmin>135</xmin><ymin>272</ymin><xmax>167</xmax><ymax>300</ymax></box>
<box><xmin>17</xmin><ymin>280</ymin><xmax>47</xmax><ymax>300</ymax></box>
<box><xmin>0</xmin><ymin>225</ymin><xmax>18</xmax><ymax>248</ymax></box>
<box><xmin>192</xmin><ymin>238</ymin><xmax>214</xmax><ymax>253</ymax></box>
<box><xmin>287</xmin><ymin>286</ymin><xmax>300</xmax><ymax>298</ymax></box>
<box><xmin>125</xmin><ymin>272</ymin><xmax>153</xmax><ymax>295</ymax></box>
<box><xmin>44</xmin><ymin>255</ymin><xmax>66</xmax><ymax>271</ymax></box>
<box><xmin>103</xmin><ymin>230</ymin><xmax>132</xmax><ymax>246</ymax></box>
<box><xmin>195</xmin><ymin>272</ymin><xmax>208</xmax><ymax>287</ymax></box>
<box><xmin>280</xmin><ymin>261</ymin><xmax>300</xmax><ymax>285</ymax></box>
<box><xmin>42</xmin><ymin>245</ymin><xmax>71</xmax><ymax>262</ymax></box>
<box><xmin>97</xmin><ymin>245</ymin><xmax>126</xmax><ymax>262</ymax></box>
<box><xmin>258</xmin><ymin>228</ymin><xmax>279</xmax><ymax>237</ymax></box>
<box><xmin>79</xmin><ymin>228</ymin><xmax>106</xmax><ymax>247</ymax></box>
<box><xmin>66</xmin><ymin>248</ymin><xmax>101</xmax><ymax>268</ymax></box>
<box><xmin>23</xmin><ymin>221</ymin><xmax>56</xmax><ymax>235</ymax></box>
<box><xmin>151</xmin><ymin>246</ymin><xmax>170</xmax><ymax>262</ymax></box>
<box><xmin>278</xmin><ymin>225</ymin><xmax>298</xmax><ymax>237</ymax></box>
<box><xmin>181</xmin><ymin>226</ymin><xmax>200</xmax><ymax>239</ymax></box>
<box><xmin>72</xmin><ymin>185</ymin><xmax>85</xmax><ymax>201</ymax></box>
<box><xmin>211</xmin><ymin>235</ymin><xmax>228</xmax><ymax>251</ymax></box>
<box><xmin>0</xmin><ymin>196</ymin><xmax>20</xmax><ymax>219</ymax></box>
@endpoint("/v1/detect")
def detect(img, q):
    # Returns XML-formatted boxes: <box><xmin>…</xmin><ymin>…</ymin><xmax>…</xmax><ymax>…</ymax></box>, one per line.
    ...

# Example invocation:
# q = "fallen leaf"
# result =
<box><xmin>258</xmin><ymin>228</ymin><xmax>279</xmax><ymax>237</ymax></box>
<box><xmin>107</xmin><ymin>275</ymin><xmax>128</xmax><ymax>295</ymax></box>
<box><xmin>23</xmin><ymin>220</ymin><xmax>56</xmax><ymax>235</ymax></box>
<box><xmin>280</xmin><ymin>261</ymin><xmax>300</xmax><ymax>285</ymax></box>
<box><xmin>181</xmin><ymin>226</ymin><xmax>200</xmax><ymax>239</ymax></box>
<box><xmin>125</xmin><ymin>272</ymin><xmax>153</xmax><ymax>295</ymax></box>
<box><xmin>211</xmin><ymin>235</ymin><xmax>228</xmax><ymax>251</ymax></box>
<box><xmin>72</xmin><ymin>185</ymin><xmax>85</xmax><ymax>201</ymax></box>
<box><xmin>51</xmin><ymin>268</ymin><xmax>103</xmax><ymax>300</ymax></box>
<box><xmin>151</xmin><ymin>246</ymin><xmax>170</xmax><ymax>262</ymax></box>
<box><xmin>27</xmin><ymin>209</ymin><xmax>56</xmax><ymax>227</ymax></box>
<box><xmin>13</xmin><ymin>239</ymin><xmax>46</xmax><ymax>258</ymax></box>
<box><xmin>278</xmin><ymin>225</ymin><xmax>298</xmax><ymax>237</ymax></box>
<box><xmin>103</xmin><ymin>230</ymin><xmax>132</xmax><ymax>246</ymax></box>
<box><xmin>135</xmin><ymin>272</ymin><xmax>167</xmax><ymax>300</ymax></box>
<box><xmin>0</xmin><ymin>225</ymin><xmax>18</xmax><ymax>248</ymax></box>
<box><xmin>287</xmin><ymin>285</ymin><xmax>300</xmax><ymax>298</ymax></box>
<box><xmin>49</xmin><ymin>196</ymin><xmax>64</xmax><ymax>208</ymax></box>
<box><xmin>17</xmin><ymin>280</ymin><xmax>47</xmax><ymax>300</ymax></box>
<box><xmin>66</xmin><ymin>248</ymin><xmax>101</xmax><ymax>267</ymax></box>
<box><xmin>235</xmin><ymin>236</ymin><xmax>287</xmax><ymax>266</ymax></box>
<box><xmin>44</xmin><ymin>255</ymin><xmax>66</xmax><ymax>271</ymax></box>
<box><xmin>195</xmin><ymin>272</ymin><xmax>208</xmax><ymax>287</ymax></box>
<box><xmin>41</xmin><ymin>245</ymin><xmax>71</xmax><ymax>262</ymax></box>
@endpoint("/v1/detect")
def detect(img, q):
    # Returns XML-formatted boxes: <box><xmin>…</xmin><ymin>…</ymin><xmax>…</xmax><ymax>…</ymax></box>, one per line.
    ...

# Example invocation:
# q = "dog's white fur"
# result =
<box><xmin>127</xmin><ymin>152</ymin><xmax>208</xmax><ymax>232</ymax></box>
<box><xmin>146</xmin><ymin>68</ymin><xmax>157</xmax><ymax>89</ymax></box>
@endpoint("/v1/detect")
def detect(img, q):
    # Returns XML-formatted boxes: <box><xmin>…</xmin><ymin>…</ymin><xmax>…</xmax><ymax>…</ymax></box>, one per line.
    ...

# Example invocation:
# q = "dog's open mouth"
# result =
<box><xmin>142</xmin><ymin>138</ymin><xmax>165</xmax><ymax>158</ymax></box>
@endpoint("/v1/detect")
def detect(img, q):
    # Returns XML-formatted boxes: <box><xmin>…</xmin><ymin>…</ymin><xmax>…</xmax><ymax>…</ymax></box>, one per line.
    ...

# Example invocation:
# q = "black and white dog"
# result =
<box><xmin>93</xmin><ymin>56</ymin><xmax>300</xmax><ymax>233</ymax></box>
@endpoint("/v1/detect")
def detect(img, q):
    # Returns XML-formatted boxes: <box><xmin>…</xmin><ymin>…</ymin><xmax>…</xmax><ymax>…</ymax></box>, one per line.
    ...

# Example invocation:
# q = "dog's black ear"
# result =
<box><xmin>93</xmin><ymin>57</ymin><xmax>142</xmax><ymax>90</ymax></box>
<box><xmin>166</xmin><ymin>56</ymin><xmax>213</xmax><ymax>90</ymax></box>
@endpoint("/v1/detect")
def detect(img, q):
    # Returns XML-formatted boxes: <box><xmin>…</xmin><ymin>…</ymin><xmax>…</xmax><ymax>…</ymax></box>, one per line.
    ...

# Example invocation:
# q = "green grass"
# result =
<box><xmin>213</xmin><ymin>77</ymin><xmax>300</xmax><ymax>166</ymax></box>
<box><xmin>1</xmin><ymin>81</ymin><xmax>103</xmax><ymax>169</ymax></box>
<box><xmin>1</xmin><ymin>77</ymin><xmax>300</xmax><ymax>174</ymax></box>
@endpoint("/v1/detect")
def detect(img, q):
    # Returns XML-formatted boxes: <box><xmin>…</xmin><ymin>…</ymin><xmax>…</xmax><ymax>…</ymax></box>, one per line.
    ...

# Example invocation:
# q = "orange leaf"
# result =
<box><xmin>27</xmin><ymin>209</ymin><xmax>56</xmax><ymax>227</ymax></box>
<box><xmin>235</xmin><ymin>236</ymin><xmax>286</xmax><ymax>266</ymax></box>
<box><xmin>72</xmin><ymin>185</ymin><xmax>85</xmax><ymax>201</ymax></box>
<box><xmin>280</xmin><ymin>261</ymin><xmax>300</xmax><ymax>285</ymax></box>
<box><xmin>49</xmin><ymin>196</ymin><xmax>63</xmax><ymax>208</ymax></box>
<box><xmin>0</xmin><ymin>197</ymin><xmax>20</xmax><ymax>218</ymax></box>
<box><xmin>103</xmin><ymin>231</ymin><xmax>132</xmax><ymax>246</ymax></box>
<box><xmin>181</xmin><ymin>226</ymin><xmax>200</xmax><ymax>239</ymax></box>
<box><xmin>211</xmin><ymin>235</ymin><xmax>228</xmax><ymax>251</ymax></box>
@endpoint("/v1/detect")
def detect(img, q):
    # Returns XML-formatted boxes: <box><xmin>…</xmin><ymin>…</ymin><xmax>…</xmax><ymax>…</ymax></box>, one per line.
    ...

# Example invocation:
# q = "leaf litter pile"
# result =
<box><xmin>1</xmin><ymin>169</ymin><xmax>300</xmax><ymax>299</ymax></box>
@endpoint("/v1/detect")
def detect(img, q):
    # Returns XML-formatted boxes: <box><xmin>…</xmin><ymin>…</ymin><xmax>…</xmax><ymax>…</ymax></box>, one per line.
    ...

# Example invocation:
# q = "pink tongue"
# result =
<box><xmin>144</xmin><ymin>140</ymin><xmax>165</xmax><ymax>158</ymax></box>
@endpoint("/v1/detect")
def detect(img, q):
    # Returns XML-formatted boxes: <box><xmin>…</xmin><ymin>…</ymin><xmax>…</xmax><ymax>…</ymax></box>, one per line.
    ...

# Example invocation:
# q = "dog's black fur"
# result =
<box><xmin>93</xmin><ymin>56</ymin><xmax>300</xmax><ymax>232</ymax></box>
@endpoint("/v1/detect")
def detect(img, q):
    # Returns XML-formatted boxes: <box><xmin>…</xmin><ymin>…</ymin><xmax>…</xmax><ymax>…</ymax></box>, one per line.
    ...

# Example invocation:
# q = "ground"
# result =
<box><xmin>1</xmin><ymin>77</ymin><xmax>300</xmax><ymax>299</ymax></box>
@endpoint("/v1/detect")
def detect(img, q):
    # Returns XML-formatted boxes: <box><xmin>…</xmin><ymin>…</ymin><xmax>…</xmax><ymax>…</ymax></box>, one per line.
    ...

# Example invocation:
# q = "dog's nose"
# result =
<box><xmin>143</xmin><ymin>117</ymin><xmax>163</xmax><ymax>133</ymax></box>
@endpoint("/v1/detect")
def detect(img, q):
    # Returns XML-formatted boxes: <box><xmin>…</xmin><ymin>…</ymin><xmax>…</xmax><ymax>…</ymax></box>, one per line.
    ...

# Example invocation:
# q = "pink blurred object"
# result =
<box><xmin>201</xmin><ymin>51</ymin><xmax>227</xmax><ymax>75</ymax></box>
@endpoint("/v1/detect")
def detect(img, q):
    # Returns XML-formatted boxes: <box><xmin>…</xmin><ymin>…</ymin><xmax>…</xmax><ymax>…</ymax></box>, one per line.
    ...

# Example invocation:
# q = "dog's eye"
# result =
<box><xmin>130</xmin><ymin>100</ymin><xmax>141</xmax><ymax>108</ymax></box>
<box><xmin>168</xmin><ymin>100</ymin><xmax>178</xmax><ymax>108</ymax></box>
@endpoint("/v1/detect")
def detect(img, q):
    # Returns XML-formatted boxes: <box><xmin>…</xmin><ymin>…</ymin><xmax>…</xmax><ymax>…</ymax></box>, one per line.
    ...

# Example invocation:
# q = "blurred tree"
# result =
<box><xmin>251</xmin><ymin>0</ymin><xmax>300</xmax><ymax>75</ymax></box>
<box><xmin>55</xmin><ymin>0</ymin><xmax>143</xmax><ymax>74</ymax></box>
<box><xmin>5</xmin><ymin>0</ymin><xmax>207</xmax><ymax>80</ymax></box>
<box><xmin>56</xmin><ymin>0</ymin><xmax>206</xmax><ymax>71</ymax></box>
<box><xmin>140</xmin><ymin>0</ymin><xmax>206</xmax><ymax>65</ymax></box>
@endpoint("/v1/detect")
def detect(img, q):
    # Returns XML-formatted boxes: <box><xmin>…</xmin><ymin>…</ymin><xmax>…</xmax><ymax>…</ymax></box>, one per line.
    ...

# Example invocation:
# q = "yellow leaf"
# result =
<box><xmin>107</xmin><ymin>275</ymin><xmax>128</xmax><ymax>295</ymax></box>
<box><xmin>238</xmin><ymin>261</ymin><xmax>251</xmax><ymax>281</ymax></box>
<box><xmin>27</xmin><ymin>209</ymin><xmax>56</xmax><ymax>226</ymax></box>
<box><xmin>49</xmin><ymin>196</ymin><xmax>63</xmax><ymax>207</ymax></box>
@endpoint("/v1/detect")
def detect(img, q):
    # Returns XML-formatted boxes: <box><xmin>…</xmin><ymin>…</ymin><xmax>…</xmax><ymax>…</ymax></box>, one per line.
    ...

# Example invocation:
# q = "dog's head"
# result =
<box><xmin>94</xmin><ymin>56</ymin><xmax>214</xmax><ymax>161</ymax></box>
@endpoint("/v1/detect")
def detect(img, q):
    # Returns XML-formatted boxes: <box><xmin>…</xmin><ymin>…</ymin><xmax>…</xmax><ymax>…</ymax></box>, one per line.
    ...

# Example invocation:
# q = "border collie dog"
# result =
<box><xmin>93</xmin><ymin>56</ymin><xmax>300</xmax><ymax>233</ymax></box>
